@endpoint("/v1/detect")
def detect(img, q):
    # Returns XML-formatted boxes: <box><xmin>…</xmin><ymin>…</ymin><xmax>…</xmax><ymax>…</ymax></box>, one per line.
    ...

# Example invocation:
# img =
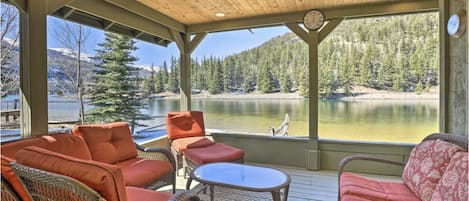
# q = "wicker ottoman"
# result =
<box><xmin>183</xmin><ymin>143</ymin><xmax>244</xmax><ymax>176</ymax></box>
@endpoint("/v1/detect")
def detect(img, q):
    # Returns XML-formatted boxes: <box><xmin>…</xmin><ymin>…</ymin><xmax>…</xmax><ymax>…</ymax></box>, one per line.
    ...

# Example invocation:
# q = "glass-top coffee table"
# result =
<box><xmin>186</xmin><ymin>162</ymin><xmax>290</xmax><ymax>201</ymax></box>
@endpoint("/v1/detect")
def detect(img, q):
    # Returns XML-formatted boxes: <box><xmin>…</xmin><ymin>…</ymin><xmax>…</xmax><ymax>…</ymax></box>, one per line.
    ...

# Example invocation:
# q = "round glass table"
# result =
<box><xmin>186</xmin><ymin>162</ymin><xmax>291</xmax><ymax>201</ymax></box>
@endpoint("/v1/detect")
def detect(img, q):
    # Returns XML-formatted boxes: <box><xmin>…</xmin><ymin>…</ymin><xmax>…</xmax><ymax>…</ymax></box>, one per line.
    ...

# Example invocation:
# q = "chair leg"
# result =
<box><xmin>172</xmin><ymin>182</ymin><xmax>176</xmax><ymax>194</ymax></box>
<box><xmin>171</xmin><ymin>148</ymin><xmax>180</xmax><ymax>176</ymax></box>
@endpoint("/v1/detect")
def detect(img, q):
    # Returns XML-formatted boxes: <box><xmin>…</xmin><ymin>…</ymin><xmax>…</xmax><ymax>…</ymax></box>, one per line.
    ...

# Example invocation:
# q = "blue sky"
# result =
<box><xmin>47</xmin><ymin>17</ymin><xmax>290</xmax><ymax>66</ymax></box>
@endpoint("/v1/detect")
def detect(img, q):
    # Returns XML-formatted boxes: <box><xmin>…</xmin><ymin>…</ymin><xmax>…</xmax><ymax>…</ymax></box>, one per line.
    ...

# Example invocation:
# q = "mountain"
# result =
<box><xmin>187</xmin><ymin>12</ymin><xmax>439</xmax><ymax>96</ymax></box>
<box><xmin>1</xmin><ymin>42</ymin><xmax>154</xmax><ymax>96</ymax></box>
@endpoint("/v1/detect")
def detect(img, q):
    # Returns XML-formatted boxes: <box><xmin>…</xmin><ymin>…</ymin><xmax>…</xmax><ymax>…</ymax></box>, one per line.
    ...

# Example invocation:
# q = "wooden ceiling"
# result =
<box><xmin>138</xmin><ymin>0</ymin><xmax>403</xmax><ymax>25</ymax></box>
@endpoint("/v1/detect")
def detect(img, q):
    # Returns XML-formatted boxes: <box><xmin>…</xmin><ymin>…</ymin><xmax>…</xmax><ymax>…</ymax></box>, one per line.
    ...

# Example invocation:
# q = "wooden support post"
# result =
<box><xmin>19</xmin><ymin>0</ymin><xmax>49</xmax><ymax>137</ymax></box>
<box><xmin>170</xmin><ymin>30</ymin><xmax>207</xmax><ymax>111</ymax></box>
<box><xmin>180</xmin><ymin>33</ymin><xmax>191</xmax><ymax>111</ymax></box>
<box><xmin>308</xmin><ymin>31</ymin><xmax>319</xmax><ymax>142</ymax></box>
<box><xmin>439</xmin><ymin>0</ymin><xmax>449</xmax><ymax>132</ymax></box>
<box><xmin>286</xmin><ymin>19</ymin><xmax>342</xmax><ymax>170</ymax></box>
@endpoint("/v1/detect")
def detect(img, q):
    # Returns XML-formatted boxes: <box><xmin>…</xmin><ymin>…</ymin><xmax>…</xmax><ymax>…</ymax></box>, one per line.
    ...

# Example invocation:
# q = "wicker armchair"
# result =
<box><xmin>337</xmin><ymin>133</ymin><xmax>468</xmax><ymax>201</ymax></box>
<box><xmin>11</xmin><ymin>162</ymin><xmax>199</xmax><ymax>201</ymax></box>
<box><xmin>136</xmin><ymin>144</ymin><xmax>176</xmax><ymax>191</ymax></box>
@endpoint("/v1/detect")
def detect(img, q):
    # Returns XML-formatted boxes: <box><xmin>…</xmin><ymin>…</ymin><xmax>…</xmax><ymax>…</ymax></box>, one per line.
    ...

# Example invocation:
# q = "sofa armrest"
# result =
<box><xmin>337</xmin><ymin>154</ymin><xmax>404</xmax><ymax>200</ymax></box>
<box><xmin>169</xmin><ymin>190</ymin><xmax>200</xmax><ymax>201</ymax></box>
<box><xmin>338</xmin><ymin>154</ymin><xmax>404</xmax><ymax>178</ymax></box>
<box><xmin>135</xmin><ymin>144</ymin><xmax>176</xmax><ymax>170</ymax></box>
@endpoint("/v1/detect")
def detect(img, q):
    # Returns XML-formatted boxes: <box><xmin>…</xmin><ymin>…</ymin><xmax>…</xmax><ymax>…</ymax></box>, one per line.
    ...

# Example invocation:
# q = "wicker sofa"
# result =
<box><xmin>338</xmin><ymin>133</ymin><xmax>468</xmax><ymax>201</ymax></box>
<box><xmin>0</xmin><ymin>122</ymin><xmax>177</xmax><ymax>201</ymax></box>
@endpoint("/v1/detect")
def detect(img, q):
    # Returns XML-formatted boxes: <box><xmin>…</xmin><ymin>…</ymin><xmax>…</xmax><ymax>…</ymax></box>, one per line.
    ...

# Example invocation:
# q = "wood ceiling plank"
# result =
<box><xmin>137</xmin><ymin>0</ymin><xmax>436</xmax><ymax>31</ymax></box>
<box><xmin>68</xmin><ymin>0</ymin><xmax>172</xmax><ymax>40</ymax></box>
<box><xmin>187</xmin><ymin>0</ymin><xmax>438</xmax><ymax>33</ymax></box>
<box><xmin>106</xmin><ymin>0</ymin><xmax>185</xmax><ymax>32</ymax></box>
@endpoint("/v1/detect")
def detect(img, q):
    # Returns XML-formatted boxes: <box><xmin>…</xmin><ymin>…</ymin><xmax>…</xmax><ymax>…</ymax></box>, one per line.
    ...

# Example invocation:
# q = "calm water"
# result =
<box><xmin>1</xmin><ymin>96</ymin><xmax>439</xmax><ymax>143</ymax></box>
<box><xmin>143</xmin><ymin>98</ymin><xmax>438</xmax><ymax>143</ymax></box>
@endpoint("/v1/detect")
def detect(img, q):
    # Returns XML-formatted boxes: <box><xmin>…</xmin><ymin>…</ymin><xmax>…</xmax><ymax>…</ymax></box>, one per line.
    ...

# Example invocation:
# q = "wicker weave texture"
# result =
<box><xmin>11</xmin><ymin>163</ymin><xmax>104</xmax><ymax>201</ymax></box>
<box><xmin>1</xmin><ymin>177</ymin><xmax>21</xmax><ymax>201</ymax></box>
<box><xmin>136</xmin><ymin>144</ymin><xmax>176</xmax><ymax>193</ymax></box>
<box><xmin>423</xmin><ymin>133</ymin><xmax>468</xmax><ymax>150</ymax></box>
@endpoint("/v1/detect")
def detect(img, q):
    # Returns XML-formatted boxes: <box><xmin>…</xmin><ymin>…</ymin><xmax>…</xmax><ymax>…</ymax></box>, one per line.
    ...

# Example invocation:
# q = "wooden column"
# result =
<box><xmin>287</xmin><ymin>18</ymin><xmax>343</xmax><ymax>170</ymax></box>
<box><xmin>180</xmin><ymin>33</ymin><xmax>191</xmax><ymax>111</ymax></box>
<box><xmin>170</xmin><ymin>30</ymin><xmax>207</xmax><ymax>111</ymax></box>
<box><xmin>438</xmin><ymin>0</ymin><xmax>449</xmax><ymax>132</ymax></box>
<box><xmin>308</xmin><ymin>31</ymin><xmax>319</xmax><ymax>141</ymax></box>
<box><xmin>19</xmin><ymin>0</ymin><xmax>49</xmax><ymax>137</ymax></box>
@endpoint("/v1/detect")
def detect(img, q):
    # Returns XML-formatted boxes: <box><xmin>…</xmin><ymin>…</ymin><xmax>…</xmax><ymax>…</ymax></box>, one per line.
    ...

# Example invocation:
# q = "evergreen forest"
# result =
<box><xmin>143</xmin><ymin>12</ymin><xmax>439</xmax><ymax>97</ymax></box>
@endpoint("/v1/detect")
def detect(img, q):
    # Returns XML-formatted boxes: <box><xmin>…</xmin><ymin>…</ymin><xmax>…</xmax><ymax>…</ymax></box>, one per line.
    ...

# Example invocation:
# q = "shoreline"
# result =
<box><xmin>155</xmin><ymin>91</ymin><xmax>439</xmax><ymax>100</ymax></box>
<box><xmin>2</xmin><ymin>90</ymin><xmax>440</xmax><ymax>101</ymax></box>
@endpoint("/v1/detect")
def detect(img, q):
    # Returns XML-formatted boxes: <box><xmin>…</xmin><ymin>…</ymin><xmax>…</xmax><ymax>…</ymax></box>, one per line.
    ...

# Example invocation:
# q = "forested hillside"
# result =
<box><xmin>150</xmin><ymin>12</ymin><xmax>439</xmax><ymax>97</ymax></box>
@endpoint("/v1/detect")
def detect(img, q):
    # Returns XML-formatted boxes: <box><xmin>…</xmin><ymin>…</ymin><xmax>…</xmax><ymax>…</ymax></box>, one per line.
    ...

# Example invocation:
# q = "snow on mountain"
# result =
<box><xmin>49</xmin><ymin>48</ymin><xmax>94</xmax><ymax>62</ymax></box>
<box><xmin>134</xmin><ymin>64</ymin><xmax>160</xmax><ymax>72</ymax></box>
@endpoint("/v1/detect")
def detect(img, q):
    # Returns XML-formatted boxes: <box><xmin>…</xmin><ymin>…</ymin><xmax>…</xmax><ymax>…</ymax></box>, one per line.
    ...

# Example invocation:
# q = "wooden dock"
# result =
<box><xmin>1</xmin><ymin>109</ymin><xmax>20</xmax><ymax>128</ymax></box>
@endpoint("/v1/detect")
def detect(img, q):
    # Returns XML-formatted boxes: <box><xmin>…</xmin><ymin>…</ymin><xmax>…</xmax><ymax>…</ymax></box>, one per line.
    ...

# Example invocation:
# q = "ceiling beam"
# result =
<box><xmin>63</xmin><ymin>8</ymin><xmax>75</xmax><ymax>18</ymax></box>
<box><xmin>67</xmin><ymin>0</ymin><xmax>172</xmax><ymax>41</ymax></box>
<box><xmin>188</xmin><ymin>32</ymin><xmax>207</xmax><ymax>54</ymax></box>
<box><xmin>285</xmin><ymin>23</ymin><xmax>310</xmax><ymax>44</ymax></box>
<box><xmin>104</xmin><ymin>22</ymin><xmax>115</xmax><ymax>30</ymax></box>
<box><xmin>170</xmin><ymin>29</ymin><xmax>184</xmax><ymax>52</ymax></box>
<box><xmin>105</xmin><ymin>0</ymin><xmax>186</xmax><ymax>33</ymax></box>
<box><xmin>318</xmin><ymin>18</ymin><xmax>344</xmax><ymax>43</ymax></box>
<box><xmin>48</xmin><ymin>0</ymin><xmax>74</xmax><ymax>14</ymax></box>
<box><xmin>187</xmin><ymin>0</ymin><xmax>437</xmax><ymax>34</ymax></box>
<box><xmin>135</xmin><ymin>31</ymin><xmax>144</xmax><ymax>38</ymax></box>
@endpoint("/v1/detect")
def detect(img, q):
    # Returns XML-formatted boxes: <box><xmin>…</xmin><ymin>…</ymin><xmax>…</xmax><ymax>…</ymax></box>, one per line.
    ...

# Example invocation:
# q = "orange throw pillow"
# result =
<box><xmin>72</xmin><ymin>122</ymin><xmax>137</xmax><ymax>164</ymax></box>
<box><xmin>15</xmin><ymin>146</ymin><xmax>127</xmax><ymax>201</ymax></box>
<box><xmin>1</xmin><ymin>155</ymin><xmax>32</xmax><ymax>201</ymax></box>
<box><xmin>166</xmin><ymin>111</ymin><xmax>205</xmax><ymax>141</ymax></box>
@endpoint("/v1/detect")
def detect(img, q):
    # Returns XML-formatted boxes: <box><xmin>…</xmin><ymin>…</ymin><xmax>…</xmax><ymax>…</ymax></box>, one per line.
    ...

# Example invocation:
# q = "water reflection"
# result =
<box><xmin>35</xmin><ymin>96</ymin><xmax>438</xmax><ymax>143</ymax></box>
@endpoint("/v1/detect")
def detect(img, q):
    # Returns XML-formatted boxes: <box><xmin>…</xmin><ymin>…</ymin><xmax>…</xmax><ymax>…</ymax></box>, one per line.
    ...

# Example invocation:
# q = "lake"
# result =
<box><xmin>1</xmin><ymin>95</ymin><xmax>439</xmax><ymax>143</ymax></box>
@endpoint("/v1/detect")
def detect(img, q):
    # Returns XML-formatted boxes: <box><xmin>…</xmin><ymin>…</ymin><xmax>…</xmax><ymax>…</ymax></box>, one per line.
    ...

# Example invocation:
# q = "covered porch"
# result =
<box><xmin>1</xmin><ymin>0</ymin><xmax>468</xmax><ymax>200</ymax></box>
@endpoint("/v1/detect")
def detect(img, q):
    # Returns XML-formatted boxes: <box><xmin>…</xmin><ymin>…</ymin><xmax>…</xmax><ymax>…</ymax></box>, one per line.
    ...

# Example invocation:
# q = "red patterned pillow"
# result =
<box><xmin>402</xmin><ymin>139</ymin><xmax>464</xmax><ymax>201</ymax></box>
<box><xmin>431</xmin><ymin>152</ymin><xmax>468</xmax><ymax>201</ymax></box>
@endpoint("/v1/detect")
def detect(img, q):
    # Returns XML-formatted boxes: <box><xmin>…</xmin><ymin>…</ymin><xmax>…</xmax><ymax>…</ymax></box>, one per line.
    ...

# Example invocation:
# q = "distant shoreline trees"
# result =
<box><xmin>143</xmin><ymin>12</ymin><xmax>439</xmax><ymax>97</ymax></box>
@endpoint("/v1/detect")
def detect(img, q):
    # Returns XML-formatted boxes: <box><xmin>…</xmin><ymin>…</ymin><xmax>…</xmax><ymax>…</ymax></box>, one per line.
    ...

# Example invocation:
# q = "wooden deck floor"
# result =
<box><xmin>160</xmin><ymin>163</ymin><xmax>401</xmax><ymax>201</ymax></box>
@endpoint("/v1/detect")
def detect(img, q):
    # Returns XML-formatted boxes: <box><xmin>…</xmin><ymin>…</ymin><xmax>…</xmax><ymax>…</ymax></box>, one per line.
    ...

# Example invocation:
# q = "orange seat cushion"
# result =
<box><xmin>166</xmin><ymin>111</ymin><xmax>205</xmax><ymax>141</ymax></box>
<box><xmin>1</xmin><ymin>133</ymin><xmax>92</xmax><ymax>201</ymax></box>
<box><xmin>172</xmin><ymin>136</ymin><xmax>215</xmax><ymax>153</ymax></box>
<box><xmin>432</xmin><ymin>151</ymin><xmax>468</xmax><ymax>201</ymax></box>
<box><xmin>72</xmin><ymin>122</ymin><xmax>138</xmax><ymax>164</ymax></box>
<box><xmin>340</xmin><ymin>172</ymin><xmax>420</xmax><ymax>201</ymax></box>
<box><xmin>184</xmin><ymin>143</ymin><xmax>244</xmax><ymax>165</ymax></box>
<box><xmin>115</xmin><ymin>158</ymin><xmax>173</xmax><ymax>187</ymax></box>
<box><xmin>341</xmin><ymin>194</ymin><xmax>377</xmax><ymax>201</ymax></box>
<box><xmin>402</xmin><ymin>139</ymin><xmax>464</xmax><ymax>201</ymax></box>
<box><xmin>125</xmin><ymin>186</ymin><xmax>172</xmax><ymax>201</ymax></box>
<box><xmin>15</xmin><ymin>146</ymin><xmax>127</xmax><ymax>201</ymax></box>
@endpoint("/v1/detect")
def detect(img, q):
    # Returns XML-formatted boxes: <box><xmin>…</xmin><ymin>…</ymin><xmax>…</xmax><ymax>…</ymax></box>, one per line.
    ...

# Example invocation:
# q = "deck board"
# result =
<box><xmin>160</xmin><ymin>163</ymin><xmax>401</xmax><ymax>201</ymax></box>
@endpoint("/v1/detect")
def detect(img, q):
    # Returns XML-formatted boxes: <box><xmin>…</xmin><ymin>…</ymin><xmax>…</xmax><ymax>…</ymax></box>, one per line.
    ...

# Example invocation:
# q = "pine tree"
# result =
<box><xmin>208</xmin><ymin>59</ymin><xmax>224</xmax><ymax>94</ymax></box>
<box><xmin>280</xmin><ymin>65</ymin><xmax>292</xmax><ymax>93</ymax></box>
<box><xmin>87</xmin><ymin>33</ymin><xmax>148</xmax><ymax>133</ymax></box>
<box><xmin>155</xmin><ymin>70</ymin><xmax>165</xmax><ymax>93</ymax></box>
<box><xmin>143</xmin><ymin>64</ymin><xmax>156</xmax><ymax>95</ymax></box>
<box><xmin>168</xmin><ymin>57</ymin><xmax>179</xmax><ymax>93</ymax></box>
<box><xmin>161</xmin><ymin>61</ymin><xmax>169</xmax><ymax>87</ymax></box>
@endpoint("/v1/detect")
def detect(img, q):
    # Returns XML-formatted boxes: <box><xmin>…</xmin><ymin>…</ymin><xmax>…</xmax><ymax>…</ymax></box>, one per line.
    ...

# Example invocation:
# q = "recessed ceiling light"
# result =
<box><xmin>215</xmin><ymin>13</ymin><xmax>225</xmax><ymax>17</ymax></box>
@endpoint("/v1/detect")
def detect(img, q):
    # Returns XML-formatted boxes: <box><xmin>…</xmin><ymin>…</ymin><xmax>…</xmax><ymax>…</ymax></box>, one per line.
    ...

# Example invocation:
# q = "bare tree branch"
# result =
<box><xmin>52</xmin><ymin>20</ymin><xmax>91</xmax><ymax>124</ymax></box>
<box><xmin>1</xmin><ymin>3</ymin><xmax>20</xmax><ymax>97</ymax></box>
